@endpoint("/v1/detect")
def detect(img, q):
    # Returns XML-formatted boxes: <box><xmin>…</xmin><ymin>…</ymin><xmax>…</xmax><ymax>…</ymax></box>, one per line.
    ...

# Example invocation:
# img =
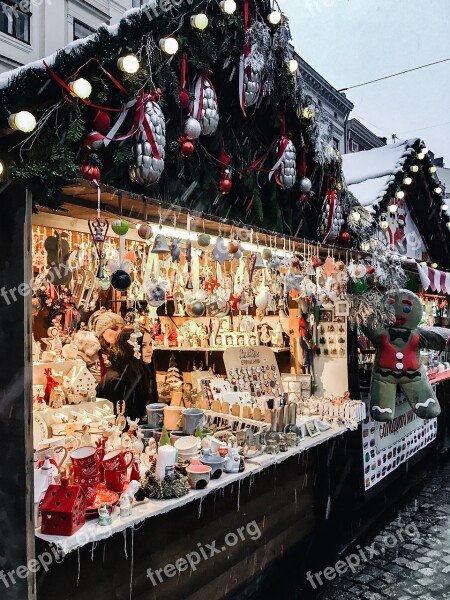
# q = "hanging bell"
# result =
<box><xmin>254</xmin><ymin>252</ymin><xmax>265</xmax><ymax>269</ymax></box>
<box><xmin>151</xmin><ymin>233</ymin><xmax>170</xmax><ymax>254</ymax></box>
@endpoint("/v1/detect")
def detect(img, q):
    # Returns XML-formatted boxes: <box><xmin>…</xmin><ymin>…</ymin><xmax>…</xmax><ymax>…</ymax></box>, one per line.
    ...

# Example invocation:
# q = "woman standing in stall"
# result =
<box><xmin>96</xmin><ymin>326</ymin><xmax>159</xmax><ymax>422</ymax></box>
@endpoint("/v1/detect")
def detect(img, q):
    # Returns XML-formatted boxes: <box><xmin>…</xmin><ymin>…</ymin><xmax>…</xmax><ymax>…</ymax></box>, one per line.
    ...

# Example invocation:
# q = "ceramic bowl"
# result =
<box><xmin>186</xmin><ymin>464</ymin><xmax>212</xmax><ymax>489</ymax></box>
<box><xmin>200</xmin><ymin>454</ymin><xmax>227</xmax><ymax>479</ymax></box>
<box><xmin>174</xmin><ymin>436</ymin><xmax>199</xmax><ymax>453</ymax></box>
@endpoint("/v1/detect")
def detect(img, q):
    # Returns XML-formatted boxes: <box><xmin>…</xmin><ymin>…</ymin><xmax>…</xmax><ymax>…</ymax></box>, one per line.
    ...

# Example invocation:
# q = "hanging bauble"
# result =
<box><xmin>339</xmin><ymin>231</ymin><xmax>351</xmax><ymax>245</ymax></box>
<box><xmin>179</xmin><ymin>139</ymin><xmax>195</xmax><ymax>158</ymax></box>
<box><xmin>184</xmin><ymin>117</ymin><xmax>202</xmax><ymax>140</ymax></box>
<box><xmin>111</xmin><ymin>219</ymin><xmax>129</xmax><ymax>236</ymax></box>
<box><xmin>274</xmin><ymin>139</ymin><xmax>297</xmax><ymax>190</ymax></box>
<box><xmin>96</xmin><ymin>274</ymin><xmax>111</xmax><ymax>291</ymax></box>
<box><xmin>84</xmin><ymin>131</ymin><xmax>104</xmax><ymax>151</ymax></box>
<box><xmin>179</xmin><ymin>89</ymin><xmax>190</xmax><ymax>111</ymax></box>
<box><xmin>218</xmin><ymin>176</ymin><xmax>233</xmax><ymax>195</ymax></box>
<box><xmin>197</xmin><ymin>233</ymin><xmax>211</xmax><ymax>248</ymax></box>
<box><xmin>299</xmin><ymin>177</ymin><xmax>312</xmax><ymax>193</ymax></box>
<box><xmin>136</xmin><ymin>222</ymin><xmax>153</xmax><ymax>240</ymax></box>
<box><xmin>317</xmin><ymin>190</ymin><xmax>344</xmax><ymax>243</ymax></box>
<box><xmin>241</xmin><ymin>60</ymin><xmax>262</xmax><ymax>110</ymax></box>
<box><xmin>186</xmin><ymin>299</ymin><xmax>206</xmax><ymax>318</ymax></box>
<box><xmin>228</xmin><ymin>240</ymin><xmax>240</xmax><ymax>255</ymax></box>
<box><xmin>218</xmin><ymin>148</ymin><xmax>231</xmax><ymax>169</ymax></box>
<box><xmin>262</xmin><ymin>248</ymin><xmax>273</xmax><ymax>261</ymax></box>
<box><xmin>79</xmin><ymin>153</ymin><xmax>102</xmax><ymax>181</ymax></box>
<box><xmin>335</xmin><ymin>261</ymin><xmax>346</xmax><ymax>271</ymax></box>
<box><xmin>299</xmin><ymin>193</ymin><xmax>309</xmax><ymax>204</ymax></box>
<box><xmin>93</xmin><ymin>111</ymin><xmax>111</xmax><ymax>135</ymax></box>
<box><xmin>190</xmin><ymin>72</ymin><xmax>219</xmax><ymax>136</ymax></box>
<box><xmin>111</xmin><ymin>269</ymin><xmax>132</xmax><ymax>292</ymax></box>
<box><xmin>130</xmin><ymin>96</ymin><xmax>166</xmax><ymax>184</ymax></box>
<box><xmin>146</xmin><ymin>281</ymin><xmax>167</xmax><ymax>307</ymax></box>
<box><xmin>211</xmin><ymin>236</ymin><xmax>230</xmax><ymax>264</ymax></box>
<box><xmin>151</xmin><ymin>233</ymin><xmax>170</xmax><ymax>254</ymax></box>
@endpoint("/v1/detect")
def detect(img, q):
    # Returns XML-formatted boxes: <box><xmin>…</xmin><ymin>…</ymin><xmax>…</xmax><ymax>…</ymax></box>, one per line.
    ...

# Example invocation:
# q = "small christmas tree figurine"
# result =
<box><xmin>159</xmin><ymin>426</ymin><xmax>171</xmax><ymax>447</ymax></box>
<box><xmin>166</xmin><ymin>353</ymin><xmax>183</xmax><ymax>391</ymax></box>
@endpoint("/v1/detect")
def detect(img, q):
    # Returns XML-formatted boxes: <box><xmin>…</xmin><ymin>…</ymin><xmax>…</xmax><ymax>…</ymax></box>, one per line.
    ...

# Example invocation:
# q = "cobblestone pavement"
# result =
<box><xmin>316</xmin><ymin>459</ymin><xmax>450</xmax><ymax>599</ymax></box>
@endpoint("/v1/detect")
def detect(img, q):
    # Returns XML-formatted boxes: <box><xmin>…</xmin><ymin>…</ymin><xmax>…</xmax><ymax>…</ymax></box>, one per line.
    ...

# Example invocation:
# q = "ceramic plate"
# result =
<box><xmin>33</xmin><ymin>413</ymin><xmax>48</xmax><ymax>448</ymax></box>
<box><xmin>85</xmin><ymin>483</ymin><xmax>121</xmax><ymax>517</ymax></box>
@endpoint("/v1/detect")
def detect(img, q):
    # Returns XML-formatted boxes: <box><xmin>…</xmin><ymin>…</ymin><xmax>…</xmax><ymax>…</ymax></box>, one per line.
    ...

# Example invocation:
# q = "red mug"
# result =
<box><xmin>102</xmin><ymin>450</ymin><xmax>133</xmax><ymax>472</ymax></box>
<box><xmin>70</xmin><ymin>446</ymin><xmax>99</xmax><ymax>478</ymax></box>
<box><xmin>73</xmin><ymin>475</ymin><xmax>100</xmax><ymax>506</ymax></box>
<box><xmin>104</xmin><ymin>468</ymin><xmax>127</xmax><ymax>493</ymax></box>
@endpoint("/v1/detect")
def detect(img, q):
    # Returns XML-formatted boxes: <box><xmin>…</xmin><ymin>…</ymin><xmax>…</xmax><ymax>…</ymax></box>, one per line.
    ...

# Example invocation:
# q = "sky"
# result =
<box><xmin>282</xmin><ymin>0</ymin><xmax>450</xmax><ymax>164</ymax></box>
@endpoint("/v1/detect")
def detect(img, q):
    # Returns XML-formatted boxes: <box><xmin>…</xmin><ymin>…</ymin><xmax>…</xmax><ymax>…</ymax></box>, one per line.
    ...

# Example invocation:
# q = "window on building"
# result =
<box><xmin>333</xmin><ymin>138</ymin><xmax>340</xmax><ymax>151</ymax></box>
<box><xmin>73</xmin><ymin>19</ymin><xmax>95</xmax><ymax>41</ymax></box>
<box><xmin>0</xmin><ymin>0</ymin><xmax>30</xmax><ymax>43</ymax></box>
<box><xmin>349</xmin><ymin>139</ymin><xmax>359</xmax><ymax>153</ymax></box>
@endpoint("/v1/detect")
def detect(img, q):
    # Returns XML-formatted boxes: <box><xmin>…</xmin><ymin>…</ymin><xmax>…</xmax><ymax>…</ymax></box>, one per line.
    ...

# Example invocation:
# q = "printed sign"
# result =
<box><xmin>223</xmin><ymin>347</ymin><xmax>284</xmax><ymax>399</ymax></box>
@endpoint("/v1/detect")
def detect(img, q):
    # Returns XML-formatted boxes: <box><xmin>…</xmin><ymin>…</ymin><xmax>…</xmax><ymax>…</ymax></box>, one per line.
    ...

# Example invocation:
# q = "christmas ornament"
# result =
<box><xmin>186</xmin><ymin>299</ymin><xmax>206</xmax><ymax>317</ymax></box>
<box><xmin>170</xmin><ymin>239</ymin><xmax>181</xmax><ymax>263</ymax></box>
<box><xmin>228</xmin><ymin>240</ymin><xmax>240</xmax><ymax>255</ymax></box>
<box><xmin>190</xmin><ymin>71</ymin><xmax>219</xmax><ymax>136</ymax></box>
<box><xmin>335</xmin><ymin>261</ymin><xmax>345</xmax><ymax>271</ymax></box>
<box><xmin>218</xmin><ymin>175</ymin><xmax>233</xmax><ymax>195</ymax></box>
<box><xmin>79</xmin><ymin>154</ymin><xmax>102</xmax><ymax>181</ymax></box>
<box><xmin>318</xmin><ymin>189</ymin><xmax>345</xmax><ymax>244</ymax></box>
<box><xmin>129</xmin><ymin>92</ymin><xmax>166</xmax><ymax>185</ymax></box>
<box><xmin>197</xmin><ymin>233</ymin><xmax>211</xmax><ymax>248</ymax></box>
<box><xmin>299</xmin><ymin>193</ymin><xmax>309</xmax><ymax>204</ymax></box>
<box><xmin>179</xmin><ymin>139</ymin><xmax>195</xmax><ymax>157</ymax></box>
<box><xmin>111</xmin><ymin>269</ymin><xmax>132</xmax><ymax>292</ymax></box>
<box><xmin>299</xmin><ymin>177</ymin><xmax>312</xmax><ymax>193</ymax></box>
<box><xmin>184</xmin><ymin>117</ymin><xmax>202</xmax><ymax>140</ymax></box>
<box><xmin>151</xmin><ymin>233</ymin><xmax>170</xmax><ymax>254</ymax></box>
<box><xmin>136</xmin><ymin>222</ymin><xmax>153</xmax><ymax>240</ymax></box>
<box><xmin>262</xmin><ymin>248</ymin><xmax>273</xmax><ymax>260</ymax></box>
<box><xmin>218</xmin><ymin>146</ymin><xmax>231</xmax><ymax>169</ymax></box>
<box><xmin>145</xmin><ymin>279</ymin><xmax>167</xmax><ymax>307</ymax></box>
<box><xmin>273</xmin><ymin>138</ymin><xmax>297</xmax><ymax>190</ymax></box>
<box><xmin>111</xmin><ymin>219</ymin><xmax>129</xmax><ymax>236</ymax></box>
<box><xmin>211</xmin><ymin>237</ymin><xmax>230</xmax><ymax>264</ymax></box>
<box><xmin>84</xmin><ymin>131</ymin><xmax>104</xmax><ymax>151</ymax></box>
<box><xmin>339</xmin><ymin>231</ymin><xmax>351</xmax><ymax>245</ymax></box>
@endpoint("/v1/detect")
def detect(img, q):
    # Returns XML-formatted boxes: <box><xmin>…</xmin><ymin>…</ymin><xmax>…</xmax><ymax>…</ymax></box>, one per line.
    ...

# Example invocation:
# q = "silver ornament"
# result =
<box><xmin>190</xmin><ymin>74</ymin><xmax>219</xmax><ymax>136</ymax></box>
<box><xmin>130</xmin><ymin>100</ymin><xmax>166</xmax><ymax>184</ymax></box>
<box><xmin>184</xmin><ymin>117</ymin><xmax>202</xmax><ymax>140</ymax></box>
<box><xmin>243</xmin><ymin>62</ymin><xmax>262</xmax><ymax>109</ymax></box>
<box><xmin>299</xmin><ymin>177</ymin><xmax>312</xmax><ymax>193</ymax></box>
<box><xmin>274</xmin><ymin>139</ymin><xmax>297</xmax><ymax>190</ymax></box>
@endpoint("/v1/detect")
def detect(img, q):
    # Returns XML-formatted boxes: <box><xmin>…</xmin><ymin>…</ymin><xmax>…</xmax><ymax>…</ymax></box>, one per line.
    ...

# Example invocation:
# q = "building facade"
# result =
<box><xmin>0</xmin><ymin>0</ymin><xmax>132</xmax><ymax>73</ymax></box>
<box><xmin>346</xmin><ymin>118</ymin><xmax>386</xmax><ymax>153</ymax></box>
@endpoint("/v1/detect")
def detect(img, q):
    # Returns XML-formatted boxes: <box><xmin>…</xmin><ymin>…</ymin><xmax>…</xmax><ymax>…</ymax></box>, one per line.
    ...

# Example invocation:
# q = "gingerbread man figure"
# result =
<box><xmin>362</xmin><ymin>289</ymin><xmax>449</xmax><ymax>422</ymax></box>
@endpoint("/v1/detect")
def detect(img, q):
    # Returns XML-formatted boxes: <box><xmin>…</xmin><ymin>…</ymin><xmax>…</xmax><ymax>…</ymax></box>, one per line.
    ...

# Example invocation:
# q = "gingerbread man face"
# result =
<box><xmin>384</xmin><ymin>290</ymin><xmax>422</xmax><ymax>329</ymax></box>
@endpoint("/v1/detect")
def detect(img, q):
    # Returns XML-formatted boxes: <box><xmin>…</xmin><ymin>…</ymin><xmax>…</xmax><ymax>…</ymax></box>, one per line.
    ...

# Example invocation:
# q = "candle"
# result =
<box><xmin>155</xmin><ymin>445</ymin><xmax>177</xmax><ymax>481</ymax></box>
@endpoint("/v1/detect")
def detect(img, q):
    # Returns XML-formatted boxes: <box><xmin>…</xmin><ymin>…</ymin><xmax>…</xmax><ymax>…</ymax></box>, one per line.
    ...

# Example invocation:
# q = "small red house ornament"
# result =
<box><xmin>41</xmin><ymin>479</ymin><xmax>86</xmax><ymax>536</ymax></box>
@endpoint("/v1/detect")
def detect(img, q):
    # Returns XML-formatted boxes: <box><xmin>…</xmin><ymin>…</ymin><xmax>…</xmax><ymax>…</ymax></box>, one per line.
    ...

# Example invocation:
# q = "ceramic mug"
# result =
<box><xmin>102</xmin><ymin>449</ymin><xmax>133</xmax><ymax>472</ymax></box>
<box><xmin>70</xmin><ymin>446</ymin><xmax>99</xmax><ymax>478</ymax></box>
<box><xmin>146</xmin><ymin>403</ymin><xmax>166</xmax><ymax>429</ymax></box>
<box><xmin>182</xmin><ymin>408</ymin><xmax>204</xmax><ymax>435</ymax></box>
<box><xmin>74</xmin><ymin>474</ymin><xmax>100</xmax><ymax>505</ymax></box>
<box><xmin>104</xmin><ymin>468</ymin><xmax>127</xmax><ymax>493</ymax></box>
<box><xmin>164</xmin><ymin>406</ymin><xmax>184</xmax><ymax>431</ymax></box>
<box><xmin>186</xmin><ymin>463</ymin><xmax>212</xmax><ymax>490</ymax></box>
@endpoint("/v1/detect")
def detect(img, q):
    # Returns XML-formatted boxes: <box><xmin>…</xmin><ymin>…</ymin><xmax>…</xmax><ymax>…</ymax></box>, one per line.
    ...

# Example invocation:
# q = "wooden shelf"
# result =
<box><xmin>153</xmin><ymin>346</ymin><xmax>290</xmax><ymax>353</ymax></box>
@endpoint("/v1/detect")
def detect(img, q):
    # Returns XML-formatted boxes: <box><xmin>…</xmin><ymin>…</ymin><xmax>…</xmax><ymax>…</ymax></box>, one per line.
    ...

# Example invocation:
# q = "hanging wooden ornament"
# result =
<box><xmin>190</xmin><ymin>70</ymin><xmax>219</xmax><ymax>136</ymax></box>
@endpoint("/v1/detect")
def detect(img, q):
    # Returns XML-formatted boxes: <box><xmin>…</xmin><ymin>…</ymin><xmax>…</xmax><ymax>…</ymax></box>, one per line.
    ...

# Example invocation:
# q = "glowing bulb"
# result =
<box><xmin>68</xmin><ymin>78</ymin><xmax>92</xmax><ymax>99</ymax></box>
<box><xmin>159</xmin><ymin>37</ymin><xmax>179</xmax><ymax>55</ymax></box>
<box><xmin>380</xmin><ymin>220</ymin><xmax>389</xmax><ymax>230</ymax></box>
<box><xmin>117</xmin><ymin>55</ymin><xmax>140</xmax><ymax>74</ymax></box>
<box><xmin>302</xmin><ymin>106</ymin><xmax>315</xmax><ymax>120</ymax></box>
<box><xmin>432</xmin><ymin>263</ymin><xmax>438</xmax><ymax>268</ymax></box>
<box><xmin>361</xmin><ymin>242</ymin><xmax>370</xmax><ymax>251</ymax></box>
<box><xmin>287</xmin><ymin>59</ymin><xmax>299</xmax><ymax>74</ymax></box>
<box><xmin>447</xmin><ymin>222</ymin><xmax>450</xmax><ymax>230</ymax></box>
<box><xmin>420</xmin><ymin>261</ymin><xmax>427</xmax><ymax>266</ymax></box>
<box><xmin>396</xmin><ymin>191</ymin><xmax>405</xmax><ymax>200</ymax></box>
<box><xmin>422</xmin><ymin>147</ymin><xmax>428</xmax><ymax>154</ymax></box>
<box><xmin>429</xmin><ymin>166</ymin><xmax>437</xmax><ymax>173</ymax></box>
<box><xmin>267</xmin><ymin>10</ymin><xmax>282</xmax><ymax>25</ymax></box>
<box><xmin>8</xmin><ymin>111</ymin><xmax>36</xmax><ymax>133</ymax></box>
<box><xmin>403</xmin><ymin>177</ymin><xmax>412</xmax><ymax>185</ymax></box>
<box><xmin>191</xmin><ymin>13</ymin><xmax>209</xmax><ymax>30</ymax></box>
<box><xmin>0</xmin><ymin>161</ymin><xmax>4</xmax><ymax>176</ymax></box>
<box><xmin>220</xmin><ymin>0</ymin><xmax>237</xmax><ymax>14</ymax></box>
<box><xmin>417</xmin><ymin>152</ymin><xmax>425</xmax><ymax>160</ymax></box>
<box><xmin>388</xmin><ymin>204</ymin><xmax>398</xmax><ymax>214</ymax></box>
<box><xmin>410</xmin><ymin>165</ymin><xmax>419</xmax><ymax>173</ymax></box>
<box><xmin>351</xmin><ymin>211</ymin><xmax>361</xmax><ymax>222</ymax></box>
<box><xmin>434</xmin><ymin>186</ymin><xmax>443</xmax><ymax>195</ymax></box>
<box><xmin>441</xmin><ymin>203</ymin><xmax>448</xmax><ymax>211</ymax></box>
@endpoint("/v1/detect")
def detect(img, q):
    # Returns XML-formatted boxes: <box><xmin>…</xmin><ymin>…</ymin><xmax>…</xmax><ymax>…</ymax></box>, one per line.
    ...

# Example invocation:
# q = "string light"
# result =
<box><xmin>287</xmin><ymin>59</ymin><xmax>299</xmax><ymax>74</ymax></box>
<box><xmin>420</xmin><ymin>261</ymin><xmax>427</xmax><ymax>266</ymax></box>
<box><xmin>302</xmin><ymin>106</ymin><xmax>315</xmax><ymax>120</ymax></box>
<box><xmin>68</xmin><ymin>78</ymin><xmax>92</xmax><ymax>99</ymax></box>
<box><xmin>267</xmin><ymin>10</ymin><xmax>282</xmax><ymax>25</ymax></box>
<box><xmin>8</xmin><ymin>111</ymin><xmax>36</xmax><ymax>133</ymax></box>
<box><xmin>388</xmin><ymin>204</ymin><xmax>398</xmax><ymax>214</ymax></box>
<box><xmin>432</xmin><ymin>263</ymin><xmax>438</xmax><ymax>268</ymax></box>
<box><xmin>429</xmin><ymin>166</ymin><xmax>437</xmax><ymax>173</ymax></box>
<box><xmin>403</xmin><ymin>177</ymin><xmax>412</xmax><ymax>185</ymax></box>
<box><xmin>351</xmin><ymin>211</ymin><xmax>361</xmax><ymax>222</ymax></box>
<box><xmin>447</xmin><ymin>222</ymin><xmax>450</xmax><ymax>230</ymax></box>
<box><xmin>219</xmin><ymin>0</ymin><xmax>237</xmax><ymax>14</ymax></box>
<box><xmin>417</xmin><ymin>152</ymin><xmax>425</xmax><ymax>160</ymax></box>
<box><xmin>380</xmin><ymin>220</ymin><xmax>389</xmax><ymax>230</ymax></box>
<box><xmin>434</xmin><ymin>186</ymin><xmax>443</xmax><ymax>195</ymax></box>
<box><xmin>441</xmin><ymin>202</ymin><xmax>448</xmax><ymax>211</ymax></box>
<box><xmin>159</xmin><ymin>37</ymin><xmax>179</xmax><ymax>55</ymax></box>
<box><xmin>410</xmin><ymin>165</ymin><xmax>419</xmax><ymax>173</ymax></box>
<box><xmin>191</xmin><ymin>13</ymin><xmax>209</xmax><ymax>30</ymax></box>
<box><xmin>422</xmin><ymin>147</ymin><xmax>429</xmax><ymax>154</ymax></box>
<box><xmin>117</xmin><ymin>55</ymin><xmax>140</xmax><ymax>74</ymax></box>
<box><xmin>396</xmin><ymin>191</ymin><xmax>405</xmax><ymax>200</ymax></box>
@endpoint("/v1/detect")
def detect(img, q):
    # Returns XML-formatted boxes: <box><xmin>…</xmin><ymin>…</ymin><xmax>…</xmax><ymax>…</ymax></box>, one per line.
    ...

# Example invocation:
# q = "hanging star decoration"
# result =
<box><xmin>204</xmin><ymin>279</ymin><xmax>220</xmax><ymax>293</ymax></box>
<box><xmin>322</xmin><ymin>256</ymin><xmax>337</xmax><ymax>277</ymax></box>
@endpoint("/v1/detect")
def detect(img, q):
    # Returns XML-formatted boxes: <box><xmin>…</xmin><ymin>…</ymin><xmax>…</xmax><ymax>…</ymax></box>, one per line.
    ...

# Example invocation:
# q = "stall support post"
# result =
<box><xmin>0</xmin><ymin>182</ymin><xmax>35</xmax><ymax>599</ymax></box>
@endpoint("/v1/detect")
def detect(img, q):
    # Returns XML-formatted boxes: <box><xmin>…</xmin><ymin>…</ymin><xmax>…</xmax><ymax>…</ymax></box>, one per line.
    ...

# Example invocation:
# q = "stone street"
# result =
<box><xmin>317</xmin><ymin>457</ymin><xmax>450</xmax><ymax>599</ymax></box>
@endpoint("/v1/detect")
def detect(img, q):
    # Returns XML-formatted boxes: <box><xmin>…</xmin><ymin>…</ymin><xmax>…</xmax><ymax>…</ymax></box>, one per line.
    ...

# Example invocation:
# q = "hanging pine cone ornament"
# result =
<box><xmin>129</xmin><ymin>95</ymin><xmax>166</xmax><ymax>185</ymax></box>
<box><xmin>190</xmin><ymin>71</ymin><xmax>219</xmax><ymax>136</ymax></box>
<box><xmin>241</xmin><ymin>61</ymin><xmax>262</xmax><ymax>111</ymax></box>
<box><xmin>273</xmin><ymin>138</ymin><xmax>297</xmax><ymax>190</ymax></box>
<box><xmin>317</xmin><ymin>190</ymin><xmax>345</xmax><ymax>243</ymax></box>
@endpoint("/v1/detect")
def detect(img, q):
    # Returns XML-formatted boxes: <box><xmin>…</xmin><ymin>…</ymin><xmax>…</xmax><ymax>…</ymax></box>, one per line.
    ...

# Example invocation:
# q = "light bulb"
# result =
<box><xmin>351</xmin><ymin>211</ymin><xmax>361</xmax><ymax>222</ymax></box>
<box><xmin>410</xmin><ymin>165</ymin><xmax>419</xmax><ymax>173</ymax></box>
<box><xmin>8</xmin><ymin>111</ymin><xmax>36</xmax><ymax>133</ymax></box>
<box><xmin>69</xmin><ymin>78</ymin><xmax>92</xmax><ymax>99</ymax></box>
<box><xmin>0</xmin><ymin>161</ymin><xmax>4</xmax><ymax>176</ymax></box>
<box><xmin>403</xmin><ymin>177</ymin><xmax>412</xmax><ymax>185</ymax></box>
<box><xmin>388</xmin><ymin>204</ymin><xmax>398</xmax><ymax>213</ymax></box>
<box><xmin>191</xmin><ymin>13</ymin><xmax>209</xmax><ymax>30</ymax></box>
<box><xmin>434</xmin><ymin>186</ymin><xmax>443</xmax><ymax>195</ymax></box>
<box><xmin>422</xmin><ymin>147</ymin><xmax>428</xmax><ymax>154</ymax></box>
<box><xmin>441</xmin><ymin>203</ymin><xmax>448</xmax><ymax>211</ymax></box>
<box><xmin>420</xmin><ymin>261</ymin><xmax>427</xmax><ymax>267</ymax></box>
<box><xmin>432</xmin><ymin>263</ymin><xmax>438</xmax><ymax>268</ymax></box>
<box><xmin>429</xmin><ymin>166</ymin><xmax>437</xmax><ymax>173</ymax></box>
<box><xmin>396</xmin><ymin>191</ymin><xmax>405</xmax><ymax>200</ymax></box>
<box><xmin>220</xmin><ymin>0</ymin><xmax>236</xmax><ymax>14</ymax></box>
<box><xmin>302</xmin><ymin>106</ymin><xmax>315</xmax><ymax>120</ymax></box>
<box><xmin>159</xmin><ymin>37</ymin><xmax>179</xmax><ymax>55</ymax></box>
<box><xmin>417</xmin><ymin>152</ymin><xmax>425</xmax><ymax>160</ymax></box>
<box><xmin>117</xmin><ymin>54</ymin><xmax>140</xmax><ymax>74</ymax></box>
<box><xmin>361</xmin><ymin>241</ymin><xmax>370</xmax><ymax>251</ymax></box>
<box><xmin>287</xmin><ymin>59</ymin><xmax>299</xmax><ymax>74</ymax></box>
<box><xmin>447</xmin><ymin>222</ymin><xmax>450</xmax><ymax>230</ymax></box>
<box><xmin>380</xmin><ymin>220</ymin><xmax>389</xmax><ymax>230</ymax></box>
<box><xmin>267</xmin><ymin>10</ymin><xmax>282</xmax><ymax>25</ymax></box>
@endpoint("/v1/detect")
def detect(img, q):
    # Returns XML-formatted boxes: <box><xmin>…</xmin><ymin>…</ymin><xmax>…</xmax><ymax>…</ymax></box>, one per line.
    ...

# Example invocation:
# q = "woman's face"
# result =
<box><xmin>102</xmin><ymin>324</ymin><xmax>123</xmax><ymax>345</ymax></box>
<box><xmin>141</xmin><ymin>333</ymin><xmax>154</xmax><ymax>365</ymax></box>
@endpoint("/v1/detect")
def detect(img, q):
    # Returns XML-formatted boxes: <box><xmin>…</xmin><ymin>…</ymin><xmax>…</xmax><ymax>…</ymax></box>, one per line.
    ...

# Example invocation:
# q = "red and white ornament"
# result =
<box><xmin>190</xmin><ymin>71</ymin><xmax>219</xmax><ymax>136</ymax></box>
